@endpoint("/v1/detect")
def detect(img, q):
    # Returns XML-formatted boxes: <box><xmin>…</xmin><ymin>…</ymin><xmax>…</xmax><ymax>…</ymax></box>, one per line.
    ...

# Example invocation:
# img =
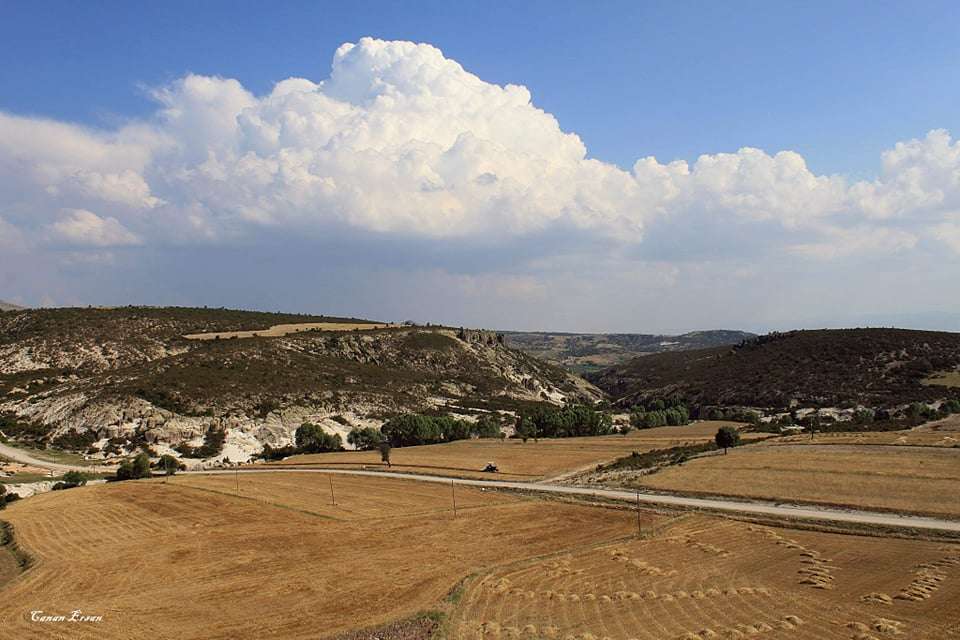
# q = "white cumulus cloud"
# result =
<box><xmin>2</xmin><ymin>37</ymin><xmax>960</xmax><ymax>322</ymax></box>
<box><xmin>46</xmin><ymin>209</ymin><xmax>142</xmax><ymax>247</ymax></box>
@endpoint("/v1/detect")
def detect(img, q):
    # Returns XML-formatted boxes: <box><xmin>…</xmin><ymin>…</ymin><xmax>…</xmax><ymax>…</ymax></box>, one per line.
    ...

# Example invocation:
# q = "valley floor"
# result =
<box><xmin>1</xmin><ymin>472</ymin><xmax>958</xmax><ymax>640</ymax></box>
<box><xmin>280</xmin><ymin>421</ymin><xmax>758</xmax><ymax>481</ymax></box>
<box><xmin>606</xmin><ymin>443</ymin><xmax>960</xmax><ymax>520</ymax></box>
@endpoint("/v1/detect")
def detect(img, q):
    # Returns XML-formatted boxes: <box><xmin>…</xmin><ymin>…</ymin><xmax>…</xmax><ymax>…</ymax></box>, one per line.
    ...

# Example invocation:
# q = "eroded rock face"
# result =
<box><xmin>1</xmin><ymin>310</ymin><xmax>601</xmax><ymax>462</ymax></box>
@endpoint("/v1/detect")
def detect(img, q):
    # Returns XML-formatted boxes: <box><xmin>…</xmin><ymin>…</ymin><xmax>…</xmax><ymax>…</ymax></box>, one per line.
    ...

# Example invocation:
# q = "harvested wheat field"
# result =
<box><xmin>279</xmin><ymin>422</ymin><xmax>760</xmax><ymax>480</ymax></box>
<box><xmin>448</xmin><ymin>514</ymin><xmax>960</xmax><ymax>640</ymax></box>
<box><xmin>633</xmin><ymin>444</ymin><xmax>960</xmax><ymax>518</ymax></box>
<box><xmin>183</xmin><ymin>321</ymin><xmax>397</xmax><ymax>340</ymax></box>
<box><xmin>0</xmin><ymin>473</ymin><xmax>638</xmax><ymax>640</ymax></box>
<box><xmin>777</xmin><ymin>414</ymin><xmax>960</xmax><ymax>448</ymax></box>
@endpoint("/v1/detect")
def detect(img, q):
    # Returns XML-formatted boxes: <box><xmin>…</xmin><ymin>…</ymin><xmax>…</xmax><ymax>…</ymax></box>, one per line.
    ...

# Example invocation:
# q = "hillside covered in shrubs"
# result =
<box><xmin>0</xmin><ymin>306</ymin><xmax>599</xmax><ymax>462</ymax></box>
<box><xmin>589</xmin><ymin>328</ymin><xmax>960</xmax><ymax>411</ymax></box>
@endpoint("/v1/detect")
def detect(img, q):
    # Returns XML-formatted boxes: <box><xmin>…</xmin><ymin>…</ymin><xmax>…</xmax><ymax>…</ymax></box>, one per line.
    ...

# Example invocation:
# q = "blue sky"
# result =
<box><xmin>2</xmin><ymin>2</ymin><xmax>960</xmax><ymax>332</ymax></box>
<box><xmin>5</xmin><ymin>1</ymin><xmax>958</xmax><ymax>175</ymax></box>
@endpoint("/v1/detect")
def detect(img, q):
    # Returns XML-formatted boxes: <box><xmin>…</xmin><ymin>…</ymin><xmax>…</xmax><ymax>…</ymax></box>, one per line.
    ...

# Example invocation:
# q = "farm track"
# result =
<box><xmin>188</xmin><ymin>467</ymin><xmax>960</xmax><ymax>534</ymax></box>
<box><xmin>0</xmin><ymin>442</ymin><xmax>114</xmax><ymax>474</ymax></box>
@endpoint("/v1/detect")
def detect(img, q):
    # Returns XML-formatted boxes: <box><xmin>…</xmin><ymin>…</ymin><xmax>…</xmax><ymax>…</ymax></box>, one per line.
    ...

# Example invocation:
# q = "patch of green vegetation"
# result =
<box><xmin>591</xmin><ymin>328</ymin><xmax>960</xmax><ymax>410</ymax></box>
<box><xmin>0</xmin><ymin>521</ymin><xmax>33</xmax><ymax>570</ymax></box>
<box><xmin>402</xmin><ymin>331</ymin><xmax>458</xmax><ymax>351</ymax></box>
<box><xmin>599</xmin><ymin>441</ymin><xmax>720</xmax><ymax>473</ymax></box>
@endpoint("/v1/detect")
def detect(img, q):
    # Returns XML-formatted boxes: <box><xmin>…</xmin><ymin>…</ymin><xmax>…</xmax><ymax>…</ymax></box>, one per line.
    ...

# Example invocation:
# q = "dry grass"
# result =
<box><xmin>634</xmin><ymin>444</ymin><xmax>960</xmax><ymax>518</ymax></box>
<box><xmin>776</xmin><ymin>414</ymin><xmax>960</xmax><ymax>448</ymax></box>
<box><xmin>448</xmin><ymin>514</ymin><xmax>960</xmax><ymax>640</ymax></box>
<box><xmin>183</xmin><ymin>322</ymin><xmax>397</xmax><ymax>340</ymax></box>
<box><xmin>0</xmin><ymin>473</ymin><xmax>638</xmax><ymax>640</ymax></box>
<box><xmin>923</xmin><ymin>371</ymin><xmax>960</xmax><ymax>388</ymax></box>
<box><xmin>279</xmin><ymin>422</ymin><xmax>759</xmax><ymax>480</ymax></box>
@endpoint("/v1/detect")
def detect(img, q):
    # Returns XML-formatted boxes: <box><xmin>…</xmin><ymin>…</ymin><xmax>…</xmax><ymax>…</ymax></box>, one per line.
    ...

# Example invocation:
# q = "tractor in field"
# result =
<box><xmin>482</xmin><ymin>462</ymin><xmax>499</xmax><ymax>473</ymax></box>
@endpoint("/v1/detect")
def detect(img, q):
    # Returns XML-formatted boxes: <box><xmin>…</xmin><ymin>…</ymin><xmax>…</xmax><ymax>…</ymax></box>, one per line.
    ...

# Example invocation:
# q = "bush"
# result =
<box><xmin>260</xmin><ymin>444</ymin><xmax>299</xmax><ymax>461</ymax></box>
<box><xmin>52</xmin><ymin>429</ymin><xmax>98</xmax><ymax>450</ymax></box>
<box><xmin>175</xmin><ymin>427</ymin><xmax>226</xmax><ymax>458</ymax></box>
<box><xmin>51</xmin><ymin>470</ymin><xmax>88</xmax><ymax>490</ymax></box>
<box><xmin>115</xmin><ymin>453</ymin><xmax>153</xmax><ymax>481</ymax></box>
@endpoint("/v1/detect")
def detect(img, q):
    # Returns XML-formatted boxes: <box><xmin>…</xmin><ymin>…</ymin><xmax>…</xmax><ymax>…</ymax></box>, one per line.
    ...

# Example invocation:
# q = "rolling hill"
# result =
<box><xmin>588</xmin><ymin>328</ymin><xmax>960</xmax><ymax>411</ymax></box>
<box><xmin>0</xmin><ymin>307</ymin><xmax>598</xmax><ymax>462</ymax></box>
<box><xmin>0</xmin><ymin>301</ymin><xmax>24</xmax><ymax>312</ymax></box>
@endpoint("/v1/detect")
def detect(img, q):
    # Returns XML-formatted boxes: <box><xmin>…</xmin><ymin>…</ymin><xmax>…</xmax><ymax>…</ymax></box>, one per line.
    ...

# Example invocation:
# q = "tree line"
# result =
<box><xmin>630</xmin><ymin>399</ymin><xmax>691</xmax><ymax>429</ymax></box>
<box><xmin>515</xmin><ymin>404</ymin><xmax>612</xmax><ymax>441</ymax></box>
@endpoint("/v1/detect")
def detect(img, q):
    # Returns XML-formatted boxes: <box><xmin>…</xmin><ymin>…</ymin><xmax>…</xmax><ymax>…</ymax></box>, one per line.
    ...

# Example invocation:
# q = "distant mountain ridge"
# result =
<box><xmin>0</xmin><ymin>300</ymin><xmax>25</xmax><ymax>311</ymax></box>
<box><xmin>503</xmin><ymin>329</ymin><xmax>756</xmax><ymax>374</ymax></box>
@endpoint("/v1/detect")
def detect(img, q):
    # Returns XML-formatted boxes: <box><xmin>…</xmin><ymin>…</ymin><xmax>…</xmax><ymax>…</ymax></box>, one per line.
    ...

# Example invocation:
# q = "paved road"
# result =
<box><xmin>187</xmin><ymin>467</ymin><xmax>960</xmax><ymax>534</ymax></box>
<box><xmin>0</xmin><ymin>441</ymin><xmax>114</xmax><ymax>474</ymax></box>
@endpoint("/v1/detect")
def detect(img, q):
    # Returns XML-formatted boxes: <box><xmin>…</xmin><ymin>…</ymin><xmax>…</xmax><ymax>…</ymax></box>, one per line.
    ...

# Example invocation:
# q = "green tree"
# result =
<box><xmin>378</xmin><ymin>441</ymin><xmax>392</xmax><ymax>467</ymax></box>
<box><xmin>295</xmin><ymin>423</ymin><xmax>343</xmax><ymax>453</ymax></box>
<box><xmin>116</xmin><ymin>460</ymin><xmax>134</xmax><ymax>481</ymax></box>
<box><xmin>159</xmin><ymin>454</ymin><xmax>180</xmax><ymax>475</ymax></box>
<box><xmin>515</xmin><ymin>416</ymin><xmax>534</xmax><ymax>443</ymax></box>
<box><xmin>133</xmin><ymin>452</ymin><xmax>152</xmax><ymax>478</ymax></box>
<box><xmin>347</xmin><ymin>427</ymin><xmax>383</xmax><ymax>451</ymax></box>
<box><xmin>714</xmin><ymin>426</ymin><xmax>740</xmax><ymax>454</ymax></box>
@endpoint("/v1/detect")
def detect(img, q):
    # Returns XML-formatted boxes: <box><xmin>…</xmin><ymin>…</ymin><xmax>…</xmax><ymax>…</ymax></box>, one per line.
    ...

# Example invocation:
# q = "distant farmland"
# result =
<box><xmin>280</xmin><ymin>421</ymin><xmax>759</xmax><ymax>480</ymax></box>
<box><xmin>628</xmin><ymin>443</ymin><xmax>960</xmax><ymax>518</ymax></box>
<box><xmin>183</xmin><ymin>321</ymin><xmax>396</xmax><ymax>340</ymax></box>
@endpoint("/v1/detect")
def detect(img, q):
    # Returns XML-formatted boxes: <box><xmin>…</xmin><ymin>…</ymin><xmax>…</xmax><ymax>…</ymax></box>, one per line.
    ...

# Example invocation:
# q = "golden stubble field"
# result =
<box><xmin>183</xmin><ymin>322</ymin><xmax>397</xmax><ymax>340</ymax></box>
<box><xmin>776</xmin><ymin>414</ymin><xmax>960</xmax><ymax>448</ymax></box>
<box><xmin>632</xmin><ymin>443</ymin><xmax>960</xmax><ymax>518</ymax></box>
<box><xmin>448</xmin><ymin>514</ymin><xmax>960</xmax><ymax>640</ymax></box>
<box><xmin>280</xmin><ymin>422</ymin><xmax>759</xmax><ymax>480</ymax></box>
<box><xmin>2</xmin><ymin>472</ymin><xmax>959</xmax><ymax>640</ymax></box>
<box><xmin>0</xmin><ymin>473</ymin><xmax>638</xmax><ymax>640</ymax></box>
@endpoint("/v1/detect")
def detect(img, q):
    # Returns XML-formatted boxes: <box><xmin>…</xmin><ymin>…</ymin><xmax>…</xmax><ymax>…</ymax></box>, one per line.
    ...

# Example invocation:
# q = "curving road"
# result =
<box><xmin>6</xmin><ymin>438</ymin><xmax>957</xmax><ymax>534</ymax></box>
<box><xmin>0</xmin><ymin>441</ymin><xmax>114</xmax><ymax>474</ymax></box>
<box><xmin>186</xmin><ymin>466</ymin><xmax>960</xmax><ymax>534</ymax></box>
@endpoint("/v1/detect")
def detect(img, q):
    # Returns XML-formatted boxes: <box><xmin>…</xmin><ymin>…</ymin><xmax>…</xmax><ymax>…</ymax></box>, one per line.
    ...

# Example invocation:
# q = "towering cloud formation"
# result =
<box><xmin>0</xmin><ymin>37</ymin><xmax>959</xmax><ymax>324</ymax></box>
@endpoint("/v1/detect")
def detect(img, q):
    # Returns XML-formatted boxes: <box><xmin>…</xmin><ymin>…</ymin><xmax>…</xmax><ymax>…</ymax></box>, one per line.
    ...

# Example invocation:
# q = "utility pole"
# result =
<box><xmin>636</xmin><ymin>491</ymin><xmax>642</xmax><ymax>537</ymax></box>
<box><xmin>451</xmin><ymin>480</ymin><xmax>458</xmax><ymax>518</ymax></box>
<box><xmin>329</xmin><ymin>475</ymin><xmax>336</xmax><ymax>506</ymax></box>
<box><xmin>235</xmin><ymin>466</ymin><xmax>239</xmax><ymax>496</ymax></box>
